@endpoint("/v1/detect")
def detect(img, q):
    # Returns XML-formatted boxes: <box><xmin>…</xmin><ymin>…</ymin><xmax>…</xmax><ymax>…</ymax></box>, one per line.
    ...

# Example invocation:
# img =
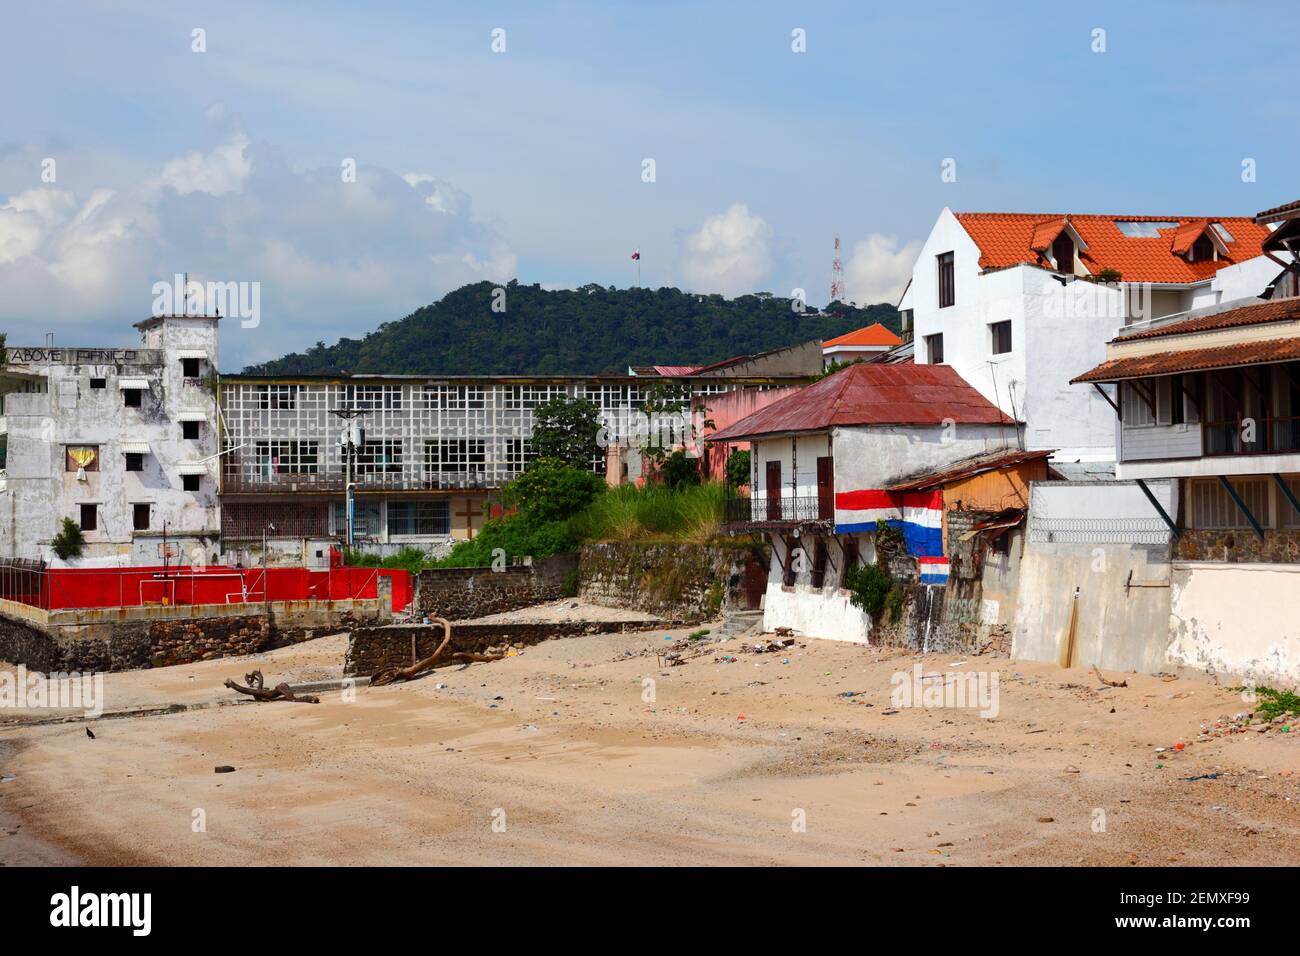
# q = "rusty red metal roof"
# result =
<box><xmin>709</xmin><ymin>363</ymin><xmax>1015</xmax><ymax>441</ymax></box>
<box><xmin>1113</xmin><ymin>296</ymin><xmax>1300</xmax><ymax>342</ymax></box>
<box><xmin>886</xmin><ymin>449</ymin><xmax>1054</xmax><ymax>492</ymax></box>
<box><xmin>1072</xmin><ymin>336</ymin><xmax>1300</xmax><ymax>384</ymax></box>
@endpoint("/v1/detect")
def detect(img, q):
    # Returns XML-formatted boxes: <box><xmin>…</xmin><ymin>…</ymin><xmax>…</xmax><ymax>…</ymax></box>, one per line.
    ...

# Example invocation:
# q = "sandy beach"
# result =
<box><xmin>3</xmin><ymin>624</ymin><xmax>1299</xmax><ymax>866</ymax></box>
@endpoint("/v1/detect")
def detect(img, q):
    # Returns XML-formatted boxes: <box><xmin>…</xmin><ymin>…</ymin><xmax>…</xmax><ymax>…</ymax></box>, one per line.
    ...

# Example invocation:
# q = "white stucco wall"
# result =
<box><xmin>831</xmin><ymin>423</ymin><xmax>1020</xmax><ymax>493</ymax></box>
<box><xmin>1168</xmin><ymin>562</ymin><xmax>1300</xmax><ymax>687</ymax></box>
<box><xmin>763</xmin><ymin>581</ymin><xmax>872</xmax><ymax>643</ymax></box>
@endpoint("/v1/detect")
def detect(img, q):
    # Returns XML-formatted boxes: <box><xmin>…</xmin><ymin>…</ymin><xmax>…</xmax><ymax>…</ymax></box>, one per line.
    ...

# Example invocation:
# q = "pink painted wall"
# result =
<box><xmin>690</xmin><ymin>386</ymin><xmax>805</xmax><ymax>481</ymax></box>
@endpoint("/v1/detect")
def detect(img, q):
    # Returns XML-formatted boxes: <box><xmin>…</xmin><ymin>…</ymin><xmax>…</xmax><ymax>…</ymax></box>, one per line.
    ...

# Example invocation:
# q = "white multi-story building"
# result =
<box><xmin>900</xmin><ymin>209</ymin><xmax>1279</xmax><ymax>467</ymax></box>
<box><xmin>0</xmin><ymin>315</ymin><xmax>221</xmax><ymax>564</ymax></box>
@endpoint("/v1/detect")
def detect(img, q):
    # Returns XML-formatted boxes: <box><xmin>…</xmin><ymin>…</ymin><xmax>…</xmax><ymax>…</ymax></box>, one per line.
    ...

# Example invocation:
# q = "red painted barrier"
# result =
<box><xmin>2</xmin><ymin>564</ymin><xmax>413</xmax><ymax>614</ymax></box>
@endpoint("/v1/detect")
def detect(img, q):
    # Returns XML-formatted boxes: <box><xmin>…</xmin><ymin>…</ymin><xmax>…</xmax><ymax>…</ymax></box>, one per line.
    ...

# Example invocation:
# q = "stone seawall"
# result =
<box><xmin>577</xmin><ymin>542</ymin><xmax>763</xmax><ymax>623</ymax></box>
<box><xmin>0</xmin><ymin>599</ymin><xmax>387</xmax><ymax>673</ymax></box>
<box><xmin>413</xmin><ymin>553</ymin><xmax>579</xmax><ymax>620</ymax></box>
<box><xmin>345</xmin><ymin>618</ymin><xmax>658</xmax><ymax>677</ymax></box>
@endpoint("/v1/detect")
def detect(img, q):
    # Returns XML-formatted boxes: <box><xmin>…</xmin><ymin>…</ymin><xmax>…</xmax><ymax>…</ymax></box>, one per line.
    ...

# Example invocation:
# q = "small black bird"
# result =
<box><xmin>85</xmin><ymin>728</ymin><xmax>95</xmax><ymax>739</ymax></box>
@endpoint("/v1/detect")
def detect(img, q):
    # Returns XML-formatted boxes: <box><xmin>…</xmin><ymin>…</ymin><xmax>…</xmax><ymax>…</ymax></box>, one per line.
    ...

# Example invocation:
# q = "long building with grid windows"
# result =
<box><xmin>218</xmin><ymin>340</ymin><xmax>820</xmax><ymax>563</ymax></box>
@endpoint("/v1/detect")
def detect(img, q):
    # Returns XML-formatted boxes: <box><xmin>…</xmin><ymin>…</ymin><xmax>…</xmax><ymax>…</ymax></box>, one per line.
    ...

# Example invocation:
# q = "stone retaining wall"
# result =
<box><xmin>413</xmin><ymin>553</ymin><xmax>578</xmax><ymax>620</ymax></box>
<box><xmin>577</xmin><ymin>542</ymin><xmax>762</xmax><ymax>622</ymax></box>
<box><xmin>345</xmin><ymin>618</ymin><xmax>657</xmax><ymax>677</ymax></box>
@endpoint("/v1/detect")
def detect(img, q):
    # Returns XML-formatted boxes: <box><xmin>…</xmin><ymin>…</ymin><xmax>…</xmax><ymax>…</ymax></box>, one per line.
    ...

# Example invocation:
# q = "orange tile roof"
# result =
<box><xmin>953</xmin><ymin>212</ymin><xmax>1270</xmax><ymax>284</ymax></box>
<box><xmin>822</xmin><ymin>323</ymin><xmax>903</xmax><ymax>348</ymax></box>
<box><xmin>1169</xmin><ymin>219</ymin><xmax>1209</xmax><ymax>255</ymax></box>
<box><xmin>1072</xmin><ymin>336</ymin><xmax>1300</xmax><ymax>384</ymax></box>
<box><xmin>1114</xmin><ymin>296</ymin><xmax>1300</xmax><ymax>342</ymax></box>
<box><xmin>1256</xmin><ymin>199</ymin><xmax>1300</xmax><ymax>223</ymax></box>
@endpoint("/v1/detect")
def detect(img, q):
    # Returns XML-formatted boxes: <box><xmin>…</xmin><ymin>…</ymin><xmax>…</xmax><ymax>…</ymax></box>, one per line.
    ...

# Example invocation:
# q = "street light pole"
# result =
<box><xmin>330</xmin><ymin>407</ymin><xmax>368</xmax><ymax>559</ymax></box>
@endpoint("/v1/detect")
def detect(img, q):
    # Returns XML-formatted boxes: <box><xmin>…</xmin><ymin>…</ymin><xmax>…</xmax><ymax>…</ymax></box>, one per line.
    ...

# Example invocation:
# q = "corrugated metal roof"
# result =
<box><xmin>1072</xmin><ymin>336</ymin><xmax>1300</xmax><ymax>384</ymax></box>
<box><xmin>886</xmin><ymin>449</ymin><xmax>1053</xmax><ymax>492</ymax></box>
<box><xmin>709</xmin><ymin>363</ymin><xmax>1015</xmax><ymax>441</ymax></box>
<box><xmin>1113</xmin><ymin>296</ymin><xmax>1300</xmax><ymax>342</ymax></box>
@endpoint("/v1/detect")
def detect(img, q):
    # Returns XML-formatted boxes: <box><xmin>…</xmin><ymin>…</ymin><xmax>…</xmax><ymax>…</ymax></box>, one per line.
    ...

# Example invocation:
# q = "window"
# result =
<box><xmin>89</xmin><ymin>378</ymin><xmax>106</xmax><ymax>390</ymax></box>
<box><xmin>182</xmin><ymin>473</ymin><xmax>201</xmax><ymax>491</ymax></box>
<box><xmin>1189</xmin><ymin>477</ymin><xmax>1270</xmax><ymax>529</ymax></box>
<box><xmin>182</xmin><ymin>420</ymin><xmax>200</xmax><ymax>440</ymax></box>
<box><xmin>1051</xmin><ymin>233</ymin><xmax>1075</xmax><ymax>275</ymax></box>
<box><xmin>256</xmin><ymin>384</ymin><xmax>298</xmax><ymax>410</ymax></box>
<box><xmin>79</xmin><ymin>503</ymin><xmax>97</xmax><ymax>531</ymax></box>
<box><xmin>346</xmin><ymin>385</ymin><xmax>403</xmax><ymax>411</ymax></box>
<box><xmin>1190</xmin><ymin>233</ymin><xmax>1215</xmax><ymax>263</ymax></box>
<box><xmin>937</xmin><ymin>252</ymin><xmax>955</xmax><ymax>308</ymax></box>
<box><xmin>1115</xmin><ymin>220</ymin><xmax>1178</xmax><ymax>238</ymax></box>
<box><xmin>123</xmin><ymin>387</ymin><xmax>143</xmax><ymax>408</ymax></box>
<box><xmin>65</xmin><ymin>446</ymin><xmax>99</xmax><ymax>472</ymax></box>
<box><xmin>181</xmin><ymin>358</ymin><xmax>201</xmax><ymax>378</ymax></box>
<box><xmin>810</xmin><ymin>540</ymin><xmax>829</xmax><ymax>589</ymax></box>
<box><xmin>425</xmin><ymin>439</ymin><xmax>486</xmax><ymax>474</ymax></box>
<box><xmin>125</xmin><ymin>453</ymin><xmax>144</xmax><ymax>472</ymax></box>
<box><xmin>990</xmin><ymin>320</ymin><xmax>1012</xmax><ymax>355</ymax></box>
<box><xmin>1169</xmin><ymin>375</ymin><xmax>1185</xmax><ymax>426</ymax></box>
<box><xmin>1121</xmin><ymin>381</ymin><xmax>1155</xmax><ymax>427</ymax></box>
<box><xmin>1281</xmin><ymin>477</ymin><xmax>1300</xmax><ymax>529</ymax></box>
<box><xmin>255</xmin><ymin>440</ymin><xmax>321</xmax><ymax>475</ymax></box>
<box><xmin>925</xmin><ymin>333</ymin><xmax>944</xmax><ymax>365</ymax></box>
<box><xmin>388</xmin><ymin>500</ymin><xmax>451</xmax><ymax>536</ymax></box>
<box><xmin>333</xmin><ymin>501</ymin><xmax>381</xmax><ymax>537</ymax></box>
<box><xmin>505</xmin><ymin>438</ymin><xmax>534</xmax><ymax>475</ymax></box>
<box><xmin>133</xmin><ymin>503</ymin><xmax>150</xmax><ymax>531</ymax></box>
<box><xmin>357</xmin><ymin>440</ymin><xmax>403</xmax><ymax>475</ymax></box>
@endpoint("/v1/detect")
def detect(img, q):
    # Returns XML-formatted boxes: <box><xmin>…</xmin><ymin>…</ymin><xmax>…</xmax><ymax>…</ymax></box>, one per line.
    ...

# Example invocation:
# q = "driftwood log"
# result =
<box><xmin>1091</xmin><ymin>665</ymin><xmax>1128</xmax><ymax>688</ymax></box>
<box><xmin>224</xmin><ymin>677</ymin><xmax>320</xmax><ymax>704</ymax></box>
<box><xmin>369</xmin><ymin>617</ymin><xmax>506</xmax><ymax>687</ymax></box>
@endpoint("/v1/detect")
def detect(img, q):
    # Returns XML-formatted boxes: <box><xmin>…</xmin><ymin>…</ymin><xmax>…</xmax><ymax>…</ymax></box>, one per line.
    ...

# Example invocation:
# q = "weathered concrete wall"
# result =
<box><xmin>1168</xmin><ymin>562</ymin><xmax>1300</xmax><ymax>688</ymax></box>
<box><xmin>578</xmin><ymin>542</ymin><xmax>757</xmax><ymax>622</ymax></box>
<box><xmin>344</xmin><ymin>618</ymin><xmax>658</xmax><ymax>677</ymax></box>
<box><xmin>414</xmin><ymin>553</ymin><xmax>578</xmax><ymax>620</ymax></box>
<box><xmin>1011</xmin><ymin>541</ymin><xmax>1172</xmax><ymax>673</ymax></box>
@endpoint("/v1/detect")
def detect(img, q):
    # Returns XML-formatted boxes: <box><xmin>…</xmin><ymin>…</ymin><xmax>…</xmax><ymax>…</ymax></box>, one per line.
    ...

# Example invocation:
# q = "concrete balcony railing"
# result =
<box><xmin>222</xmin><ymin>469</ymin><xmax>494</xmax><ymax>494</ymax></box>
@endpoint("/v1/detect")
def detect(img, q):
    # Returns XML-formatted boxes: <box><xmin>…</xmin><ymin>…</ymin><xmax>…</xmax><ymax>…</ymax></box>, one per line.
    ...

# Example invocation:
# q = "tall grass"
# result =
<box><xmin>569</xmin><ymin>481</ymin><xmax>724</xmax><ymax>543</ymax></box>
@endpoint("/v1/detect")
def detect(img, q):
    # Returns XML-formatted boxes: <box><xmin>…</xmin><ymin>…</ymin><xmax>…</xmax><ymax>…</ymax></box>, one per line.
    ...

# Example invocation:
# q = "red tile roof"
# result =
<box><xmin>1256</xmin><ymin>199</ymin><xmax>1300</xmax><ymax>224</ymax></box>
<box><xmin>1072</xmin><ymin>336</ymin><xmax>1300</xmax><ymax>384</ymax></box>
<box><xmin>709</xmin><ymin>363</ymin><xmax>1015</xmax><ymax>441</ymax></box>
<box><xmin>953</xmin><ymin>212</ymin><xmax>1270</xmax><ymax>284</ymax></box>
<box><xmin>1114</xmin><ymin>296</ymin><xmax>1300</xmax><ymax>342</ymax></box>
<box><xmin>1169</xmin><ymin>219</ymin><xmax>1209</xmax><ymax>256</ymax></box>
<box><xmin>822</xmin><ymin>323</ymin><xmax>903</xmax><ymax>348</ymax></box>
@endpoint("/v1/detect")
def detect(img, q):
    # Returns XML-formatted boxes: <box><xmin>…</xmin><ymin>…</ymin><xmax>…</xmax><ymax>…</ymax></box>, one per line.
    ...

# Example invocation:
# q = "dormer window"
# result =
<box><xmin>1052</xmin><ymin>233</ymin><xmax>1075</xmax><ymax>275</ymax></box>
<box><xmin>1190</xmin><ymin>233</ymin><xmax>1215</xmax><ymax>263</ymax></box>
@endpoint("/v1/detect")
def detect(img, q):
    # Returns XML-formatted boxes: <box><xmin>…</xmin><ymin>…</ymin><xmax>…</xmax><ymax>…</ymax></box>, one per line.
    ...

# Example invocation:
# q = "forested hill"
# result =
<box><xmin>243</xmin><ymin>281</ymin><xmax>902</xmax><ymax>376</ymax></box>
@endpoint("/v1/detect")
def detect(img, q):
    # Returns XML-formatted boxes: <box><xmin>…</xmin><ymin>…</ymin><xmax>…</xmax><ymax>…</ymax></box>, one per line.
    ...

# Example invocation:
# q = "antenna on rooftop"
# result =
<box><xmin>830</xmin><ymin>236</ymin><xmax>845</xmax><ymax>304</ymax></box>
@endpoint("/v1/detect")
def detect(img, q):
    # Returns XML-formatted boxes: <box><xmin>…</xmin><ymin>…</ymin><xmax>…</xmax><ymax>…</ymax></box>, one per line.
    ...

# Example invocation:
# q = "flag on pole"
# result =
<box><xmin>630</xmin><ymin>250</ymin><xmax>640</xmax><ymax>260</ymax></box>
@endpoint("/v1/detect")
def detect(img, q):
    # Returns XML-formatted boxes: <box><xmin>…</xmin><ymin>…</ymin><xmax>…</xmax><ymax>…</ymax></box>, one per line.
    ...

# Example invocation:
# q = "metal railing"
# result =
<box><xmin>724</xmin><ymin>495</ymin><xmax>833</xmax><ymax>524</ymax></box>
<box><xmin>222</xmin><ymin>469</ymin><xmax>494</xmax><ymax>493</ymax></box>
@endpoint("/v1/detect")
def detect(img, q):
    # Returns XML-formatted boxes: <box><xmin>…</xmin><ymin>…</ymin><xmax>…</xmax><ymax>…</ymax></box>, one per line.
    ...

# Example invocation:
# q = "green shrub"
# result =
<box><xmin>659</xmin><ymin>450</ymin><xmax>702</xmax><ymax>490</ymax></box>
<box><xmin>844</xmin><ymin>561</ymin><xmax>893</xmax><ymax>617</ymax></box>
<box><xmin>51</xmin><ymin>517</ymin><xmax>86</xmax><ymax>560</ymax></box>
<box><xmin>724</xmin><ymin>449</ymin><xmax>751</xmax><ymax>489</ymax></box>
<box><xmin>500</xmin><ymin>457</ymin><xmax>606</xmax><ymax>524</ymax></box>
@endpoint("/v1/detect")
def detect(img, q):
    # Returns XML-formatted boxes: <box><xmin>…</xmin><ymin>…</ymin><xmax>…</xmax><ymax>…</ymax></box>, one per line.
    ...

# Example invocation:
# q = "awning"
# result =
<box><xmin>177</xmin><ymin>463</ymin><xmax>208</xmax><ymax>476</ymax></box>
<box><xmin>175</xmin><ymin>410</ymin><xmax>208</xmax><ymax>422</ymax></box>
<box><xmin>121</xmin><ymin>443</ymin><xmax>151</xmax><ymax>455</ymax></box>
<box><xmin>176</xmin><ymin>349</ymin><xmax>208</xmax><ymax>360</ymax></box>
<box><xmin>957</xmin><ymin>509</ymin><xmax>1026</xmax><ymax>542</ymax></box>
<box><xmin>118</xmin><ymin>378</ymin><xmax>148</xmax><ymax>390</ymax></box>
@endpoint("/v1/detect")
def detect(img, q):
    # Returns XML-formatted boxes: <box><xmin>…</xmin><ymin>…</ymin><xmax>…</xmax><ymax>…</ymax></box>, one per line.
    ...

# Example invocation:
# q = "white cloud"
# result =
<box><xmin>0</xmin><ymin>121</ymin><xmax>515</xmax><ymax>367</ymax></box>
<box><xmin>843</xmin><ymin>233</ymin><xmax>922</xmax><ymax>306</ymax></box>
<box><xmin>681</xmin><ymin>203</ymin><xmax>772</xmax><ymax>297</ymax></box>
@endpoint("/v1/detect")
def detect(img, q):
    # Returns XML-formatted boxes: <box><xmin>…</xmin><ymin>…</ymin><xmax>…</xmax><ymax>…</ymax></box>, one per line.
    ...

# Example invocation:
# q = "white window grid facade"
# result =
<box><xmin>220</xmin><ymin>379</ymin><xmax>756</xmax><ymax>492</ymax></box>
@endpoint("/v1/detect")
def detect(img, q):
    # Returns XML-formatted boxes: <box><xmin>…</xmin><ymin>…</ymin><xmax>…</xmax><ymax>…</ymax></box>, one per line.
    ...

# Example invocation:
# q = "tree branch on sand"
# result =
<box><xmin>223</xmin><ymin>677</ymin><xmax>321</xmax><ymax>703</ymax></box>
<box><xmin>369</xmin><ymin>617</ymin><xmax>506</xmax><ymax>687</ymax></box>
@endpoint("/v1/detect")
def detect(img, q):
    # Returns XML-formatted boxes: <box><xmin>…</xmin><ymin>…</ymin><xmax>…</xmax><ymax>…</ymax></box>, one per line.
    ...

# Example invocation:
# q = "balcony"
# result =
<box><xmin>1203</xmin><ymin>417</ymin><xmax>1300</xmax><ymax>457</ymax></box>
<box><xmin>222</xmin><ymin>469</ymin><xmax>494</xmax><ymax>495</ymax></box>
<box><xmin>724</xmin><ymin>494</ymin><xmax>834</xmax><ymax>529</ymax></box>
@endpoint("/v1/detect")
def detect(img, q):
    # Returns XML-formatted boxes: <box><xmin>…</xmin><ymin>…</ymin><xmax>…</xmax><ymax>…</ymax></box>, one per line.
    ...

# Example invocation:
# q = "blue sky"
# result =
<box><xmin>2</xmin><ymin>0</ymin><xmax>1297</xmax><ymax>368</ymax></box>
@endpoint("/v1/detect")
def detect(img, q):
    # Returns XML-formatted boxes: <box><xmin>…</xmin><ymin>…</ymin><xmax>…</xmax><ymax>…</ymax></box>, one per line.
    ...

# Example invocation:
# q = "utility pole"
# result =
<box><xmin>330</xmin><ymin>407</ymin><xmax>368</xmax><ymax>555</ymax></box>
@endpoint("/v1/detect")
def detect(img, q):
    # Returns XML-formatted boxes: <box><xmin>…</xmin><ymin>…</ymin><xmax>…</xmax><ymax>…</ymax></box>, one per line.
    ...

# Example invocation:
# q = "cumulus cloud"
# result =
<box><xmin>681</xmin><ymin>203</ymin><xmax>772</xmax><ymax>297</ymax></box>
<box><xmin>843</xmin><ymin>233</ymin><xmax>922</xmax><ymax>307</ymax></box>
<box><xmin>0</xmin><ymin>119</ymin><xmax>516</xmax><ymax>367</ymax></box>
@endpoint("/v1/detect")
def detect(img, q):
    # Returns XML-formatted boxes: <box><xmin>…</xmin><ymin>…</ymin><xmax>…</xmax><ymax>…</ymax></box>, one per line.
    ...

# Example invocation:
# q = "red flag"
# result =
<box><xmin>630</xmin><ymin>250</ymin><xmax>640</xmax><ymax>260</ymax></box>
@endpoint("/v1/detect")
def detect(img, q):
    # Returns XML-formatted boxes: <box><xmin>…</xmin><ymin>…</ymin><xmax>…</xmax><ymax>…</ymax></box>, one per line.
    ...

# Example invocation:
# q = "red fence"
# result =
<box><xmin>0</xmin><ymin>563</ymin><xmax>412</xmax><ymax>614</ymax></box>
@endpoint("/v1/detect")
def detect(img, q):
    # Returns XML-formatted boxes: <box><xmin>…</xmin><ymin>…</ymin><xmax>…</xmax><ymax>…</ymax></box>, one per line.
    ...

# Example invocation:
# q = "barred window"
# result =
<box><xmin>505</xmin><ymin>385</ymin><xmax>562</xmax><ymax>409</ymax></box>
<box><xmin>422</xmin><ymin>385</ymin><xmax>485</xmax><ymax>410</ymax></box>
<box><xmin>1278</xmin><ymin>476</ymin><xmax>1300</xmax><ymax>529</ymax></box>
<box><xmin>1188</xmin><ymin>477</ymin><xmax>1271</xmax><ymax>529</ymax></box>
<box><xmin>388</xmin><ymin>500</ymin><xmax>450</xmax><ymax>536</ymax></box>
<box><xmin>345</xmin><ymin>385</ymin><xmax>402</xmax><ymax>411</ymax></box>
<box><xmin>255</xmin><ymin>440</ymin><xmax>320</xmax><ymax>475</ymax></box>
<box><xmin>505</xmin><ymin>438</ymin><xmax>534</xmax><ymax>473</ymax></box>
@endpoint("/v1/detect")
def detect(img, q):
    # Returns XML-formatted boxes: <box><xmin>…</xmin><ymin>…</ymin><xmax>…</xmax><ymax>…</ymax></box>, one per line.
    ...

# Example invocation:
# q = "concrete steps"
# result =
<box><xmin>715</xmin><ymin>609</ymin><xmax>764</xmax><ymax>640</ymax></box>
